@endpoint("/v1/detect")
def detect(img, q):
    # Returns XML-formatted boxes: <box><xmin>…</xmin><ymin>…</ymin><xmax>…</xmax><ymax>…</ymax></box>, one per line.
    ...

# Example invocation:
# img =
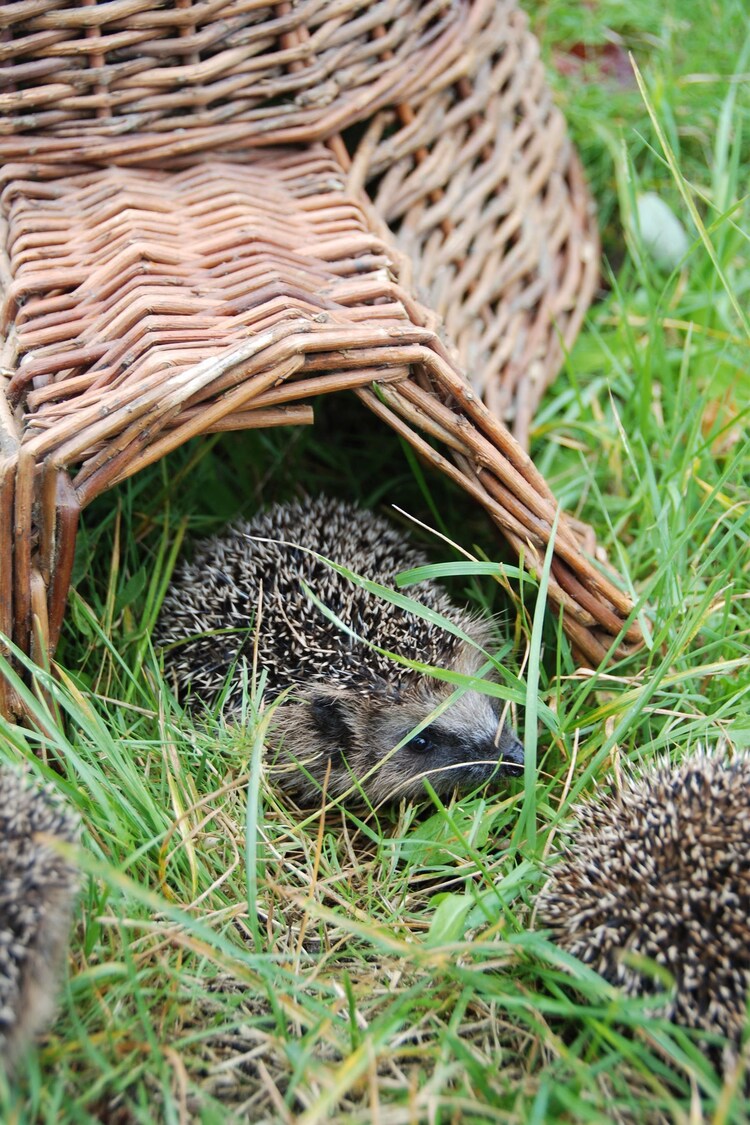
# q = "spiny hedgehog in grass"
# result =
<box><xmin>157</xmin><ymin>496</ymin><xmax>523</xmax><ymax>805</ymax></box>
<box><xmin>537</xmin><ymin>749</ymin><xmax>750</xmax><ymax>1066</ymax></box>
<box><xmin>0</xmin><ymin>764</ymin><xmax>79</xmax><ymax>1069</ymax></box>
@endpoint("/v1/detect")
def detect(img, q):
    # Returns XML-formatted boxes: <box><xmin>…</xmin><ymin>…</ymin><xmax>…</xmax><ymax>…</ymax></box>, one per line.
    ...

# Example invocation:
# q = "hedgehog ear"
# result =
<box><xmin>309</xmin><ymin>694</ymin><xmax>352</xmax><ymax>747</ymax></box>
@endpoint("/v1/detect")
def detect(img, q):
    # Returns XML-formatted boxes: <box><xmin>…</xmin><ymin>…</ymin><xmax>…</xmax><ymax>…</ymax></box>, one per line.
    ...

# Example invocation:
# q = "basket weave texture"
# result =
<box><xmin>0</xmin><ymin>0</ymin><xmax>637</xmax><ymax>717</ymax></box>
<box><xmin>0</xmin><ymin>0</ymin><xmax>597</xmax><ymax>443</ymax></box>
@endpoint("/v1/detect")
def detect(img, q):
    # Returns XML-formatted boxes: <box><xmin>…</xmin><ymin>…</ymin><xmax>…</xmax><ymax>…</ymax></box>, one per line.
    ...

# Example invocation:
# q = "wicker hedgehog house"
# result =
<box><xmin>0</xmin><ymin>0</ymin><xmax>640</xmax><ymax>717</ymax></box>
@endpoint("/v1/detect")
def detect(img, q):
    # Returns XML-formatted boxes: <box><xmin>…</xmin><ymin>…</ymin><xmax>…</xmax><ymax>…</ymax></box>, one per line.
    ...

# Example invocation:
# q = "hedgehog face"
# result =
<box><xmin>367</xmin><ymin>683</ymin><xmax>524</xmax><ymax>802</ymax></box>
<box><xmin>268</xmin><ymin>680</ymin><xmax>523</xmax><ymax>806</ymax></box>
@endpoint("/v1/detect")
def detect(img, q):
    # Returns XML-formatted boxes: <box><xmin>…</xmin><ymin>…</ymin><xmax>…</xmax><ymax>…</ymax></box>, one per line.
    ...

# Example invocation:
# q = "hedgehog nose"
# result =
<box><xmin>499</xmin><ymin>730</ymin><xmax>524</xmax><ymax>776</ymax></box>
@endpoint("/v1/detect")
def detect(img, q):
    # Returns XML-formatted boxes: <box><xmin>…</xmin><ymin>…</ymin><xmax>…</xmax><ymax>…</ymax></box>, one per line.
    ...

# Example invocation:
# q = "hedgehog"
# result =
<box><xmin>156</xmin><ymin>496</ymin><xmax>523</xmax><ymax>805</ymax></box>
<box><xmin>537</xmin><ymin>749</ymin><xmax>750</xmax><ymax>1066</ymax></box>
<box><xmin>0</xmin><ymin>764</ymin><xmax>79</xmax><ymax>1069</ymax></box>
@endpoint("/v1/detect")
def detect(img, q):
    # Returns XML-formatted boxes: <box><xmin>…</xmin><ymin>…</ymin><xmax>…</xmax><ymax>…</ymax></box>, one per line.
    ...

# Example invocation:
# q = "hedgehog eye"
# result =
<box><xmin>408</xmin><ymin>733</ymin><xmax>435</xmax><ymax>754</ymax></box>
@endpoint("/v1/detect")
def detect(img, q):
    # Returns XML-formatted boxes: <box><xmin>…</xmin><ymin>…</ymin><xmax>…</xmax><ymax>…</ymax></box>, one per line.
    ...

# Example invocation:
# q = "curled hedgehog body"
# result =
<box><xmin>537</xmin><ymin>749</ymin><xmax>750</xmax><ymax>1068</ymax></box>
<box><xmin>157</xmin><ymin>496</ymin><xmax>523</xmax><ymax>804</ymax></box>
<box><xmin>0</xmin><ymin>766</ymin><xmax>79</xmax><ymax>1069</ymax></box>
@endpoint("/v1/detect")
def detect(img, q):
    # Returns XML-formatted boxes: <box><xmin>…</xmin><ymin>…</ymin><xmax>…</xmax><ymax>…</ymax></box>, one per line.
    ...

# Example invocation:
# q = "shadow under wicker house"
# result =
<box><xmin>0</xmin><ymin>0</ymin><xmax>639</xmax><ymax>716</ymax></box>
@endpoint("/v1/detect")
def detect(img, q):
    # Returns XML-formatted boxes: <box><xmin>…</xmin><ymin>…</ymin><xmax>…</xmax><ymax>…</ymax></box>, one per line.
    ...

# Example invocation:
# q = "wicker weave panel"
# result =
<box><xmin>3</xmin><ymin>153</ymin><xmax>409</xmax><ymax>425</ymax></box>
<box><xmin>347</xmin><ymin>0</ymin><xmax>598</xmax><ymax>443</ymax></box>
<box><xmin>0</xmin><ymin>0</ymin><xmax>475</xmax><ymax>145</ymax></box>
<box><xmin>0</xmin><ymin>0</ymin><xmax>599</xmax><ymax>446</ymax></box>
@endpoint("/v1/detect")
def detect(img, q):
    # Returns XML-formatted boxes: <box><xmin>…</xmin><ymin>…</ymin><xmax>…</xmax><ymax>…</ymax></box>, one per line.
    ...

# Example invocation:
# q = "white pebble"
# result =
<box><xmin>634</xmin><ymin>192</ymin><xmax>690</xmax><ymax>272</ymax></box>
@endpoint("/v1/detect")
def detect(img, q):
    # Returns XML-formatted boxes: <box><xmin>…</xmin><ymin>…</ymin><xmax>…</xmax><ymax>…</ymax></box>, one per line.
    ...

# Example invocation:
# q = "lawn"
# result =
<box><xmin>1</xmin><ymin>0</ymin><xmax>749</xmax><ymax>1121</ymax></box>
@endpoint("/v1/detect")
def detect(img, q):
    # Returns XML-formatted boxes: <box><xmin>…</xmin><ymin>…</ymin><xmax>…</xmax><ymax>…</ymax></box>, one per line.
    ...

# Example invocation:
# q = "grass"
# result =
<box><xmin>2</xmin><ymin>0</ymin><xmax>750</xmax><ymax>1120</ymax></box>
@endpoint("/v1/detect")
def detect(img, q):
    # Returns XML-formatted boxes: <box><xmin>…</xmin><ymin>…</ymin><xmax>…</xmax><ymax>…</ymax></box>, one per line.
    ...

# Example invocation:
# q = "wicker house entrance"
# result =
<box><xmin>0</xmin><ymin>0</ymin><xmax>639</xmax><ymax>716</ymax></box>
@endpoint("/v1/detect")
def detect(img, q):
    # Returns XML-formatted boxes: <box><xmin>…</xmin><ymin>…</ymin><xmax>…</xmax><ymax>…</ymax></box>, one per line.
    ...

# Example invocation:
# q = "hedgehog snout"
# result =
<box><xmin>437</xmin><ymin>688</ymin><xmax>524</xmax><ymax>778</ymax></box>
<box><xmin>401</xmin><ymin>699</ymin><xmax>524</xmax><ymax>792</ymax></box>
<box><xmin>399</xmin><ymin>724</ymin><xmax>520</xmax><ymax>797</ymax></box>
<box><xmin>459</xmin><ymin>722</ymin><xmax>524</xmax><ymax>783</ymax></box>
<box><xmin>495</xmin><ymin>723</ymin><xmax>524</xmax><ymax>777</ymax></box>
